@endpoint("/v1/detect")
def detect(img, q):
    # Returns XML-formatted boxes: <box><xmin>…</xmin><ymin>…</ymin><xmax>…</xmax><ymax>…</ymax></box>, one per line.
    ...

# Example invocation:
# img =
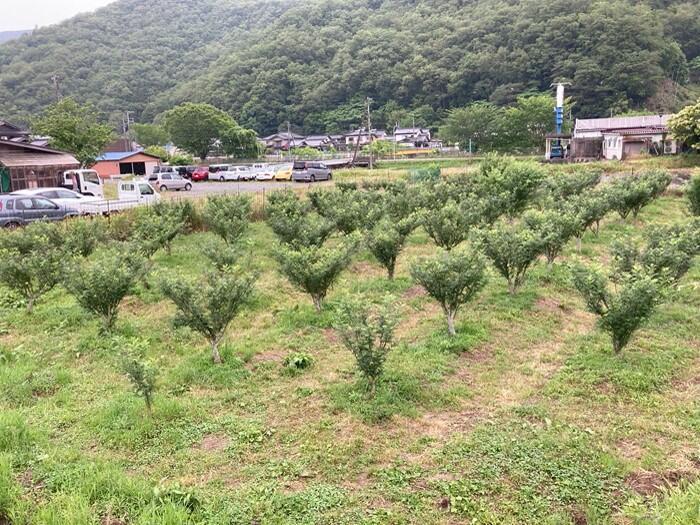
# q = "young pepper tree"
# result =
<box><xmin>0</xmin><ymin>223</ymin><xmax>64</xmax><ymax>313</ymax></box>
<box><xmin>480</xmin><ymin>219</ymin><xmax>545</xmax><ymax>294</ymax></box>
<box><xmin>365</xmin><ymin>216</ymin><xmax>417</xmax><ymax>279</ymax></box>
<box><xmin>202</xmin><ymin>194</ymin><xmax>252</xmax><ymax>244</ymax></box>
<box><xmin>334</xmin><ymin>298</ymin><xmax>398</xmax><ymax>395</ymax></box>
<box><xmin>274</xmin><ymin>233</ymin><xmax>360</xmax><ymax>312</ymax></box>
<box><xmin>63</xmin><ymin>245</ymin><xmax>147</xmax><ymax>332</ymax></box>
<box><xmin>523</xmin><ymin>208</ymin><xmax>578</xmax><ymax>268</ymax></box>
<box><xmin>161</xmin><ymin>269</ymin><xmax>256</xmax><ymax>364</ymax></box>
<box><xmin>410</xmin><ymin>247</ymin><xmax>488</xmax><ymax>336</ymax></box>
<box><xmin>571</xmin><ymin>265</ymin><xmax>662</xmax><ymax>354</ymax></box>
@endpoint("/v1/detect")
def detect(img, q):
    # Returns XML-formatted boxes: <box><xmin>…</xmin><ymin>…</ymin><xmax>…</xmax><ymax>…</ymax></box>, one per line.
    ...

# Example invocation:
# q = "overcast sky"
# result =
<box><xmin>0</xmin><ymin>0</ymin><xmax>114</xmax><ymax>31</ymax></box>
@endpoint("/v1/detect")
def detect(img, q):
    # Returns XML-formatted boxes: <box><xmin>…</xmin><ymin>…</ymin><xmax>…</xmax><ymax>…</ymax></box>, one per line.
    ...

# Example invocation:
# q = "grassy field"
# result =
<box><xmin>1</xmin><ymin>160</ymin><xmax>699</xmax><ymax>524</ymax></box>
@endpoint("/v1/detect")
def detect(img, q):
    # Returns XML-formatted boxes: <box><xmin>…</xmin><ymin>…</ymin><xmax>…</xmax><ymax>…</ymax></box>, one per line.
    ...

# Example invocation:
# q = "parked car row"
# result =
<box><xmin>158</xmin><ymin>163</ymin><xmax>298</xmax><ymax>182</ymax></box>
<box><xmin>1</xmin><ymin>182</ymin><xmax>161</xmax><ymax>228</ymax></box>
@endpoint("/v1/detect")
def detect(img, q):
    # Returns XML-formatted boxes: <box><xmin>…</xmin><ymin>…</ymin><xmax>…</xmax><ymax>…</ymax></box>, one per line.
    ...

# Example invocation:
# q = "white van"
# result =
<box><xmin>62</xmin><ymin>169</ymin><xmax>104</xmax><ymax>198</ymax></box>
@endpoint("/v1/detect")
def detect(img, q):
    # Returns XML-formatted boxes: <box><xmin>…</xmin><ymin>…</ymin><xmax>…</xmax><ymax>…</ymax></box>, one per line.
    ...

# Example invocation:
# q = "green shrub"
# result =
<box><xmin>474</xmin><ymin>155</ymin><xmax>546</xmax><ymax>218</ymax></box>
<box><xmin>63</xmin><ymin>246</ymin><xmax>147</xmax><ymax>332</ymax></box>
<box><xmin>408</xmin><ymin>164</ymin><xmax>441</xmax><ymax>183</ymax></box>
<box><xmin>523</xmin><ymin>208</ymin><xmax>578</xmax><ymax>266</ymax></box>
<box><xmin>133</xmin><ymin>204</ymin><xmax>187</xmax><ymax>257</ymax></box>
<box><xmin>420</xmin><ymin>198</ymin><xmax>479</xmax><ymax>251</ymax></box>
<box><xmin>274</xmin><ymin>234</ymin><xmax>359</xmax><ymax>312</ymax></box>
<box><xmin>411</xmin><ymin>247</ymin><xmax>487</xmax><ymax>336</ymax></box>
<box><xmin>202</xmin><ymin>194</ymin><xmax>251</xmax><ymax>244</ymax></box>
<box><xmin>611</xmin><ymin>222</ymin><xmax>699</xmax><ymax>284</ymax></box>
<box><xmin>365</xmin><ymin>216</ymin><xmax>416</xmax><ymax>279</ymax></box>
<box><xmin>335</xmin><ymin>299</ymin><xmax>398</xmax><ymax>395</ymax></box>
<box><xmin>571</xmin><ymin>265</ymin><xmax>662</xmax><ymax>353</ymax></box>
<box><xmin>161</xmin><ymin>270</ymin><xmax>256</xmax><ymax>364</ymax></box>
<box><xmin>60</xmin><ymin>218</ymin><xmax>109</xmax><ymax>257</ymax></box>
<box><xmin>0</xmin><ymin>224</ymin><xmax>64</xmax><ymax>313</ymax></box>
<box><xmin>201</xmin><ymin>237</ymin><xmax>242</xmax><ymax>271</ymax></box>
<box><xmin>565</xmin><ymin>190</ymin><xmax>612</xmax><ymax>238</ymax></box>
<box><xmin>543</xmin><ymin>167</ymin><xmax>602</xmax><ymax>201</ymax></box>
<box><xmin>266</xmin><ymin>190</ymin><xmax>335</xmax><ymax>248</ymax></box>
<box><xmin>688</xmin><ymin>174</ymin><xmax>700</xmax><ymax>216</ymax></box>
<box><xmin>480</xmin><ymin>220</ymin><xmax>545</xmax><ymax>294</ymax></box>
<box><xmin>606</xmin><ymin>171</ymin><xmax>671</xmax><ymax>220</ymax></box>
<box><xmin>309</xmin><ymin>190</ymin><xmax>382</xmax><ymax>234</ymax></box>
<box><xmin>122</xmin><ymin>339</ymin><xmax>158</xmax><ymax>415</ymax></box>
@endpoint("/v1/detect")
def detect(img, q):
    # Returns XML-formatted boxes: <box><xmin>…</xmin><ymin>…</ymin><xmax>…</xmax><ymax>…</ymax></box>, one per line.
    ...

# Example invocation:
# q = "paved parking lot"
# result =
<box><xmin>165</xmin><ymin>179</ymin><xmax>334</xmax><ymax>198</ymax></box>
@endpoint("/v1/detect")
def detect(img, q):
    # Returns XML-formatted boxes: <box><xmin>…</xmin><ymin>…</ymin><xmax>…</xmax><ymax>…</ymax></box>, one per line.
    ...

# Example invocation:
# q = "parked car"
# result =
<box><xmin>0</xmin><ymin>195</ymin><xmax>78</xmax><ymax>228</ymax></box>
<box><xmin>291</xmin><ymin>161</ymin><xmax>332</xmax><ymax>183</ymax></box>
<box><xmin>147</xmin><ymin>172</ymin><xmax>192</xmax><ymax>192</ymax></box>
<box><xmin>273</xmin><ymin>164</ymin><xmax>293</xmax><ymax>181</ymax></box>
<box><xmin>191</xmin><ymin>166</ymin><xmax>209</xmax><ymax>182</ymax></box>
<box><xmin>208</xmin><ymin>164</ymin><xmax>229</xmax><ymax>174</ymax></box>
<box><xmin>11</xmin><ymin>188</ymin><xmax>102</xmax><ymax>214</ymax></box>
<box><xmin>172</xmin><ymin>166</ymin><xmax>195</xmax><ymax>179</ymax></box>
<box><xmin>214</xmin><ymin>166</ymin><xmax>253</xmax><ymax>182</ymax></box>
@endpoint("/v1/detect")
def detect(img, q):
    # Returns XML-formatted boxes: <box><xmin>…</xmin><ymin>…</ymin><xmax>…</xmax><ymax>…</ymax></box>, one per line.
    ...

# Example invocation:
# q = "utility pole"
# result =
<box><xmin>287</xmin><ymin>121</ymin><xmax>292</xmax><ymax>162</ymax></box>
<box><xmin>50</xmin><ymin>75</ymin><xmax>62</xmax><ymax>102</ymax></box>
<box><xmin>366</xmin><ymin>97</ymin><xmax>373</xmax><ymax>170</ymax></box>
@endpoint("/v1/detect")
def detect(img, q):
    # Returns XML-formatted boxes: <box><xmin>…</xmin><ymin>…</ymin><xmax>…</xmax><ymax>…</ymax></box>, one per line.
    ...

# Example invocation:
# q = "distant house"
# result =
<box><xmin>262</xmin><ymin>132</ymin><xmax>305</xmax><ymax>152</ymax></box>
<box><xmin>91</xmin><ymin>151</ymin><xmax>161</xmax><ymax>178</ymax></box>
<box><xmin>301</xmin><ymin>135</ymin><xmax>334</xmax><ymax>150</ymax></box>
<box><xmin>393</xmin><ymin>127</ymin><xmax>432</xmax><ymax>148</ymax></box>
<box><xmin>573</xmin><ymin>115</ymin><xmax>679</xmax><ymax>160</ymax></box>
<box><xmin>0</xmin><ymin>120</ymin><xmax>30</xmax><ymax>142</ymax></box>
<box><xmin>0</xmin><ymin>139</ymin><xmax>79</xmax><ymax>193</ymax></box>
<box><xmin>343</xmin><ymin>129</ymin><xmax>387</xmax><ymax>147</ymax></box>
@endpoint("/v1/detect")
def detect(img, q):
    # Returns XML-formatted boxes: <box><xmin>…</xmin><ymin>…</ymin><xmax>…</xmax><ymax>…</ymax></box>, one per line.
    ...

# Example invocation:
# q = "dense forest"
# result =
<box><xmin>0</xmin><ymin>0</ymin><xmax>699</xmax><ymax>135</ymax></box>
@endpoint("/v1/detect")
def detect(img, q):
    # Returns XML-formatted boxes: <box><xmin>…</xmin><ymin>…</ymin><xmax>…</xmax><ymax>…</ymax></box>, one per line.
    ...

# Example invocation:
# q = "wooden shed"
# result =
<box><xmin>0</xmin><ymin>139</ymin><xmax>80</xmax><ymax>193</ymax></box>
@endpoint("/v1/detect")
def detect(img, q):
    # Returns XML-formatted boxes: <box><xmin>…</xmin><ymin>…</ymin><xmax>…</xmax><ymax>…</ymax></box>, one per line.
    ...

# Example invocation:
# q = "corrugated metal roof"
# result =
<box><xmin>575</xmin><ymin>115</ymin><xmax>671</xmax><ymax>132</ymax></box>
<box><xmin>0</xmin><ymin>139</ymin><xmax>79</xmax><ymax>167</ymax></box>
<box><xmin>0</xmin><ymin>151</ymin><xmax>79</xmax><ymax>167</ymax></box>
<box><xmin>96</xmin><ymin>151</ymin><xmax>146</xmax><ymax>161</ymax></box>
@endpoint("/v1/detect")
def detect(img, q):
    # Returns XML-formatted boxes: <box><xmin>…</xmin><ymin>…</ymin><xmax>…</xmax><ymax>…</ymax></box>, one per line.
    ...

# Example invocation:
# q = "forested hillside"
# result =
<box><xmin>0</xmin><ymin>0</ymin><xmax>699</xmax><ymax>134</ymax></box>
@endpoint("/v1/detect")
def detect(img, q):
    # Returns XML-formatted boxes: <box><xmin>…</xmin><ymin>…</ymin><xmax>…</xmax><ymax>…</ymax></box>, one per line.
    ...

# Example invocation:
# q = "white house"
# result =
<box><xmin>573</xmin><ymin>115</ymin><xmax>679</xmax><ymax>160</ymax></box>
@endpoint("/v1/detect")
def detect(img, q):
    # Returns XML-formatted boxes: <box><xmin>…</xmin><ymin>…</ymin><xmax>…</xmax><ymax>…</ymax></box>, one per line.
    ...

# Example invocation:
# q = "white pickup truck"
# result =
<box><xmin>79</xmin><ymin>181</ymin><xmax>160</xmax><ymax>215</ymax></box>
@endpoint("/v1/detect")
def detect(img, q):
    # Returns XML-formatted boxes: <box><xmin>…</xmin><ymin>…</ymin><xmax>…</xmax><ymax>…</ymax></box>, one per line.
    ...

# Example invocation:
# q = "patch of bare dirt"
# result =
<box><xmin>323</xmin><ymin>328</ymin><xmax>339</xmax><ymax>344</ymax></box>
<box><xmin>101</xmin><ymin>518</ymin><xmax>127</xmax><ymax>525</ymax></box>
<box><xmin>198</xmin><ymin>433</ymin><xmax>231</xmax><ymax>452</ymax></box>
<box><xmin>249</xmin><ymin>349</ymin><xmax>286</xmax><ymax>365</ymax></box>
<box><xmin>626</xmin><ymin>470</ymin><xmax>697</xmax><ymax>497</ymax></box>
<box><xmin>535</xmin><ymin>297</ymin><xmax>570</xmax><ymax>314</ymax></box>
<box><xmin>402</xmin><ymin>285</ymin><xmax>427</xmax><ymax>300</ymax></box>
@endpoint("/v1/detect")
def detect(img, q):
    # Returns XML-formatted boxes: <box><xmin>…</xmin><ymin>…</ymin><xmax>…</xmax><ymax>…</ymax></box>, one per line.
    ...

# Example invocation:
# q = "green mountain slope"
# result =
<box><xmin>0</xmin><ymin>0</ymin><xmax>698</xmax><ymax>134</ymax></box>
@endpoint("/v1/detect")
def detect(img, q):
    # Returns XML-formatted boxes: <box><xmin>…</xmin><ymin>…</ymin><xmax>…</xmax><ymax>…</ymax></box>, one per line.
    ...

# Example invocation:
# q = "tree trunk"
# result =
<box><xmin>388</xmin><ymin>265</ymin><xmax>395</xmax><ymax>280</ymax></box>
<box><xmin>446</xmin><ymin>310</ymin><xmax>457</xmax><ymax>337</ymax></box>
<box><xmin>26</xmin><ymin>295</ymin><xmax>35</xmax><ymax>314</ymax></box>
<box><xmin>508</xmin><ymin>279</ymin><xmax>518</xmax><ymax>295</ymax></box>
<box><xmin>612</xmin><ymin>337</ymin><xmax>623</xmax><ymax>355</ymax></box>
<box><xmin>211</xmin><ymin>340</ymin><xmax>223</xmax><ymax>364</ymax></box>
<box><xmin>576</xmin><ymin>236</ymin><xmax>582</xmax><ymax>253</ymax></box>
<box><xmin>312</xmin><ymin>295</ymin><xmax>323</xmax><ymax>313</ymax></box>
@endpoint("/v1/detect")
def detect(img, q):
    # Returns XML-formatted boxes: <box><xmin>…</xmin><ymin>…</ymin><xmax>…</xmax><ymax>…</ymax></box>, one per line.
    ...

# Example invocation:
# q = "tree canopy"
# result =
<box><xmin>31</xmin><ymin>98</ymin><xmax>113</xmax><ymax>166</ymax></box>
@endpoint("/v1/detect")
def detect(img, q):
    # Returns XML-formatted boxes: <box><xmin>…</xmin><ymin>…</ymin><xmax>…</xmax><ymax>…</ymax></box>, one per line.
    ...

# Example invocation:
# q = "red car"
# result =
<box><xmin>191</xmin><ymin>166</ymin><xmax>209</xmax><ymax>182</ymax></box>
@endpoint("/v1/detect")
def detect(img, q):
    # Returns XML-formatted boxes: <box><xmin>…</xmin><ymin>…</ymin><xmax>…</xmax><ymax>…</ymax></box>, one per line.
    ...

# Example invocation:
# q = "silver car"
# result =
<box><xmin>291</xmin><ymin>161</ymin><xmax>332</xmax><ymax>183</ymax></box>
<box><xmin>147</xmin><ymin>173</ymin><xmax>192</xmax><ymax>192</ymax></box>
